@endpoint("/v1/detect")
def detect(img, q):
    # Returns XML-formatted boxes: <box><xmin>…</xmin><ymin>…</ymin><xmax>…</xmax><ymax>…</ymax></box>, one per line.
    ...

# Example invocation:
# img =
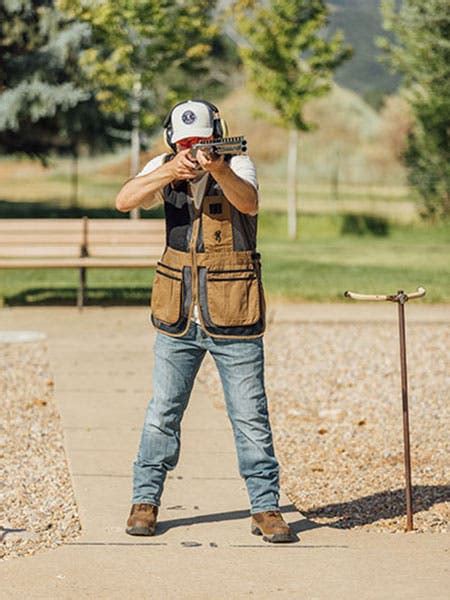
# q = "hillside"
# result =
<box><xmin>328</xmin><ymin>0</ymin><xmax>401</xmax><ymax>100</ymax></box>
<box><xmin>220</xmin><ymin>0</ymin><xmax>401</xmax><ymax>104</ymax></box>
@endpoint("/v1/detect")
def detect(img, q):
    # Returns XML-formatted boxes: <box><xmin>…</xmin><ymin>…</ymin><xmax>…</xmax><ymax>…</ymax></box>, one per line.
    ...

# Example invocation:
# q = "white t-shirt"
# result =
<box><xmin>136</xmin><ymin>153</ymin><xmax>259</xmax><ymax>326</ymax></box>
<box><xmin>136</xmin><ymin>153</ymin><xmax>258</xmax><ymax>208</ymax></box>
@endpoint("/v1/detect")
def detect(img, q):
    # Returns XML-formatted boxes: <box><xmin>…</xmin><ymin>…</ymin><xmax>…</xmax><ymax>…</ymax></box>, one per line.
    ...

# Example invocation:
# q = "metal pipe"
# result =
<box><xmin>344</xmin><ymin>286</ymin><xmax>426</xmax><ymax>532</ymax></box>
<box><xmin>397</xmin><ymin>294</ymin><xmax>414</xmax><ymax>531</ymax></box>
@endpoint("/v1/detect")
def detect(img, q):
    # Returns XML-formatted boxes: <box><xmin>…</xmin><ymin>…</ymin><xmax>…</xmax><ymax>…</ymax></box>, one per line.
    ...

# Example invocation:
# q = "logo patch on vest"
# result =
<box><xmin>181</xmin><ymin>110</ymin><xmax>196</xmax><ymax>124</ymax></box>
<box><xmin>209</xmin><ymin>202</ymin><xmax>223</xmax><ymax>215</ymax></box>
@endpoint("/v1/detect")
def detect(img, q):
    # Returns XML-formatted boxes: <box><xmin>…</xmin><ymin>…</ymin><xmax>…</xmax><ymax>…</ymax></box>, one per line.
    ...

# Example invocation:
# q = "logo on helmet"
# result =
<box><xmin>181</xmin><ymin>110</ymin><xmax>197</xmax><ymax>125</ymax></box>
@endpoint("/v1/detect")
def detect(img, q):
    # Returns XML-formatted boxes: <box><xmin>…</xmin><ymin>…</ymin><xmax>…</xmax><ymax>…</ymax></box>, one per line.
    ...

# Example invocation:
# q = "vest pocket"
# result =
<box><xmin>205</xmin><ymin>268</ymin><xmax>261</xmax><ymax>327</ymax></box>
<box><xmin>151</xmin><ymin>268</ymin><xmax>182</xmax><ymax>325</ymax></box>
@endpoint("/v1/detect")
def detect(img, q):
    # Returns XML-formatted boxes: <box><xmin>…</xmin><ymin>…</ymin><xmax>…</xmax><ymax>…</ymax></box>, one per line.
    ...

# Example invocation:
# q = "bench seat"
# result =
<box><xmin>0</xmin><ymin>258</ymin><xmax>158</xmax><ymax>268</ymax></box>
<box><xmin>0</xmin><ymin>217</ymin><xmax>166</xmax><ymax>308</ymax></box>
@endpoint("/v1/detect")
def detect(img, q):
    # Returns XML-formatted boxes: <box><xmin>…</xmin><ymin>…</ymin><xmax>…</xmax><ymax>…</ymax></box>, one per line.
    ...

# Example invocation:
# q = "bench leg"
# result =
<box><xmin>77</xmin><ymin>267</ymin><xmax>86</xmax><ymax>310</ymax></box>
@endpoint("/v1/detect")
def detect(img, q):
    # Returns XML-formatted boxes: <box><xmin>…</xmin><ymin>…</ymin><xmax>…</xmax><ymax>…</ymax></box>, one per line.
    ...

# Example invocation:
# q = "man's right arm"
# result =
<box><xmin>115</xmin><ymin>160</ymin><xmax>176</xmax><ymax>212</ymax></box>
<box><xmin>115</xmin><ymin>149</ymin><xmax>201</xmax><ymax>212</ymax></box>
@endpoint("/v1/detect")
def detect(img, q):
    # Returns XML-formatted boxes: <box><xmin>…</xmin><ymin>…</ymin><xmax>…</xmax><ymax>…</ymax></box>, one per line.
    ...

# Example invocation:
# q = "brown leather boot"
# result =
<box><xmin>126</xmin><ymin>503</ymin><xmax>159</xmax><ymax>536</ymax></box>
<box><xmin>251</xmin><ymin>510</ymin><xmax>298</xmax><ymax>543</ymax></box>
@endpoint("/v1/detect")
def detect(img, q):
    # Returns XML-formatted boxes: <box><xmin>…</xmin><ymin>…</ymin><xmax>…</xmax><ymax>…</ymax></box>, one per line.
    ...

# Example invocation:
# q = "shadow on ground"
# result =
<box><xmin>300</xmin><ymin>485</ymin><xmax>450</xmax><ymax>529</ymax></box>
<box><xmin>0</xmin><ymin>527</ymin><xmax>28</xmax><ymax>542</ymax></box>
<box><xmin>151</xmin><ymin>504</ymin><xmax>322</xmax><ymax>537</ymax></box>
<box><xmin>3</xmin><ymin>286</ymin><xmax>152</xmax><ymax>306</ymax></box>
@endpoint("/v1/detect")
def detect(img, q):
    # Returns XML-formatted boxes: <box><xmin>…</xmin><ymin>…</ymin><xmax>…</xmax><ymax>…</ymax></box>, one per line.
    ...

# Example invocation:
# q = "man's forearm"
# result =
<box><xmin>115</xmin><ymin>162</ymin><xmax>174</xmax><ymax>212</ymax></box>
<box><xmin>211</xmin><ymin>163</ymin><xmax>258</xmax><ymax>215</ymax></box>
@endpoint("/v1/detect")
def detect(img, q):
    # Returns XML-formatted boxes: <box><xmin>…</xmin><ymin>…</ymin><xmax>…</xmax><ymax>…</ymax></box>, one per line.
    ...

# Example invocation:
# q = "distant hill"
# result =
<box><xmin>328</xmin><ymin>0</ymin><xmax>401</xmax><ymax>101</ymax></box>
<box><xmin>220</xmin><ymin>0</ymin><xmax>401</xmax><ymax>106</ymax></box>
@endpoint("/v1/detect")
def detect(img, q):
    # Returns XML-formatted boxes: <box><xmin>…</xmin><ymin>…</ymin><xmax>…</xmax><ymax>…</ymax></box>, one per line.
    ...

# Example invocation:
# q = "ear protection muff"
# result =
<box><xmin>162</xmin><ymin>99</ymin><xmax>229</xmax><ymax>152</ymax></box>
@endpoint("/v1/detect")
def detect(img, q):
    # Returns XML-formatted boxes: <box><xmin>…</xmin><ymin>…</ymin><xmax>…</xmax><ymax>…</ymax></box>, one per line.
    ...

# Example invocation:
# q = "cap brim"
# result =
<box><xmin>172</xmin><ymin>127</ymin><xmax>213</xmax><ymax>143</ymax></box>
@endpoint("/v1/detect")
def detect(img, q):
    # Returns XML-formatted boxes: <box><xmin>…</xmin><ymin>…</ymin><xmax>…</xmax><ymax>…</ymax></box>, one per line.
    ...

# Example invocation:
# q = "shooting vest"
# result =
<box><xmin>150</xmin><ymin>157</ymin><xmax>266</xmax><ymax>339</ymax></box>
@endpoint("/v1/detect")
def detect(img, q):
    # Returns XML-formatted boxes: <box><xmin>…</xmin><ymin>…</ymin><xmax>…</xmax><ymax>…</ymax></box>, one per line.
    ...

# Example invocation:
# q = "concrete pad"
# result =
<box><xmin>1</xmin><ymin>305</ymin><xmax>449</xmax><ymax>599</ymax></box>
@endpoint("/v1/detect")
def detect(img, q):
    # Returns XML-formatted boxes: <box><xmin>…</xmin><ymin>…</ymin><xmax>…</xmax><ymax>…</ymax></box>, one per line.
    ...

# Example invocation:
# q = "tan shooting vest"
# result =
<box><xmin>150</xmin><ymin>156</ymin><xmax>266</xmax><ymax>339</ymax></box>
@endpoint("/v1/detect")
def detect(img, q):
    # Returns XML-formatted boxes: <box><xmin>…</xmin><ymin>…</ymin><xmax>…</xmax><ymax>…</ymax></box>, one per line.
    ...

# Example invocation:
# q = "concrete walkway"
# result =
<box><xmin>1</xmin><ymin>303</ymin><xmax>449</xmax><ymax>599</ymax></box>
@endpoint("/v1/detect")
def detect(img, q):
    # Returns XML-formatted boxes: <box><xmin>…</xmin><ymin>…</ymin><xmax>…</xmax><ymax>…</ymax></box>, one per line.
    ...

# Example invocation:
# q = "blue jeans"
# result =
<box><xmin>132</xmin><ymin>321</ymin><xmax>280</xmax><ymax>514</ymax></box>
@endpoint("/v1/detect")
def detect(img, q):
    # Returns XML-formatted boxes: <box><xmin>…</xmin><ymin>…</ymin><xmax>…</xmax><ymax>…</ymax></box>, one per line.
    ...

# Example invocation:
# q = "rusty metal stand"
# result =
<box><xmin>344</xmin><ymin>286</ymin><xmax>426</xmax><ymax>532</ymax></box>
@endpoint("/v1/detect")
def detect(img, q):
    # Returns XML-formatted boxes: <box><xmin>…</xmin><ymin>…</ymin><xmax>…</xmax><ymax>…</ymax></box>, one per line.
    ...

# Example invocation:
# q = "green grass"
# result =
<box><xmin>1</xmin><ymin>212</ymin><xmax>449</xmax><ymax>306</ymax></box>
<box><xmin>258</xmin><ymin>213</ymin><xmax>449</xmax><ymax>302</ymax></box>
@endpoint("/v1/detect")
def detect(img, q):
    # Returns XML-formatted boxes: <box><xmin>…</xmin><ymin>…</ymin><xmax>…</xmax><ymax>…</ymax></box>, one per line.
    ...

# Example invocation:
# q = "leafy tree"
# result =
<box><xmin>58</xmin><ymin>0</ymin><xmax>219</xmax><ymax>218</ymax></box>
<box><xmin>0</xmin><ymin>0</ymin><xmax>124</xmax><ymax>205</ymax></box>
<box><xmin>232</xmin><ymin>0</ymin><xmax>351</xmax><ymax>238</ymax></box>
<box><xmin>380</xmin><ymin>0</ymin><xmax>450</xmax><ymax>220</ymax></box>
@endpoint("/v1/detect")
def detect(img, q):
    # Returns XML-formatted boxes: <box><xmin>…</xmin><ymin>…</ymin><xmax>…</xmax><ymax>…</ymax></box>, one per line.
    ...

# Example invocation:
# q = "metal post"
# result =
<box><xmin>397</xmin><ymin>292</ymin><xmax>414</xmax><ymax>531</ymax></box>
<box><xmin>344</xmin><ymin>286</ymin><xmax>426</xmax><ymax>532</ymax></box>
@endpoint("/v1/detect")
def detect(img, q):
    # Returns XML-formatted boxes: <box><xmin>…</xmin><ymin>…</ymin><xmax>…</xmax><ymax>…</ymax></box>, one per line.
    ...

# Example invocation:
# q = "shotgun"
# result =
<box><xmin>189</xmin><ymin>136</ymin><xmax>247</xmax><ymax>160</ymax></box>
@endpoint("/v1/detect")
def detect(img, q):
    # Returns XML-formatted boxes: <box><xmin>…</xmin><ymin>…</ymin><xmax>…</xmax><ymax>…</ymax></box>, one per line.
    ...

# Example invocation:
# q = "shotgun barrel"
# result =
<box><xmin>190</xmin><ymin>136</ymin><xmax>247</xmax><ymax>159</ymax></box>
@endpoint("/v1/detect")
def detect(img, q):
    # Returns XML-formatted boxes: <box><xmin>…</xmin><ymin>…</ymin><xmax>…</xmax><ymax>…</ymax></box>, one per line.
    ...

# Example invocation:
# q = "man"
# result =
<box><xmin>115</xmin><ymin>99</ymin><xmax>297</xmax><ymax>543</ymax></box>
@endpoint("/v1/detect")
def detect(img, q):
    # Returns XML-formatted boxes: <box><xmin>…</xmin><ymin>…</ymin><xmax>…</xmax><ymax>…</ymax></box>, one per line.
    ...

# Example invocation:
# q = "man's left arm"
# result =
<box><xmin>196</xmin><ymin>153</ymin><xmax>258</xmax><ymax>216</ymax></box>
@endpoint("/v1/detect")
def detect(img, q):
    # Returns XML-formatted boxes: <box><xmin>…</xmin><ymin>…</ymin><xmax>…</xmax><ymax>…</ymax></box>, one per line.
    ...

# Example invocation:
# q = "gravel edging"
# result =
<box><xmin>200</xmin><ymin>321</ymin><xmax>449</xmax><ymax>533</ymax></box>
<box><xmin>0</xmin><ymin>339</ymin><xmax>81</xmax><ymax>561</ymax></box>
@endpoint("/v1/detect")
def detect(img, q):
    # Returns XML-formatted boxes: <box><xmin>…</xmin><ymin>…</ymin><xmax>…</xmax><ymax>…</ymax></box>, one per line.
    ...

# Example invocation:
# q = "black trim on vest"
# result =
<box><xmin>231</xmin><ymin>204</ymin><xmax>257</xmax><ymax>251</ymax></box>
<box><xmin>157</xmin><ymin>261</ymin><xmax>182</xmax><ymax>273</ymax></box>
<box><xmin>164</xmin><ymin>199</ymin><xmax>191</xmax><ymax>252</ymax></box>
<box><xmin>151</xmin><ymin>312</ymin><xmax>189</xmax><ymax>335</ymax></box>
<box><xmin>182</xmin><ymin>266</ymin><xmax>192</xmax><ymax>318</ymax></box>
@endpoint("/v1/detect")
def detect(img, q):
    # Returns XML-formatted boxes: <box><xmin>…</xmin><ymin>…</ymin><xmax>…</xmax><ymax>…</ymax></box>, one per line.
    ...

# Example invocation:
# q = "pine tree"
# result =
<box><xmin>0</xmin><ymin>1</ymin><xmax>85</xmax><ymax>157</ymax></box>
<box><xmin>0</xmin><ymin>0</ymin><xmax>129</xmax><ymax>206</ymax></box>
<box><xmin>380</xmin><ymin>0</ymin><xmax>450</xmax><ymax>220</ymax></box>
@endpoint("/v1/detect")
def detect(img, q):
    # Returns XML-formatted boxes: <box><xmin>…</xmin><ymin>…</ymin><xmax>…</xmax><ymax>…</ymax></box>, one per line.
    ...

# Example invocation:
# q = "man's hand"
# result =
<box><xmin>195</xmin><ymin>149</ymin><xmax>226</xmax><ymax>175</ymax></box>
<box><xmin>169</xmin><ymin>149</ymin><xmax>202</xmax><ymax>180</ymax></box>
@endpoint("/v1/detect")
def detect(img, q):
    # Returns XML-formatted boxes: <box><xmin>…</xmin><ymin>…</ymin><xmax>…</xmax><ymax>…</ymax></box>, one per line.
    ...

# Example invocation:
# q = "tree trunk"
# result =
<box><xmin>129</xmin><ymin>79</ymin><xmax>142</xmax><ymax>220</ymax></box>
<box><xmin>70</xmin><ymin>147</ymin><xmax>79</xmax><ymax>209</ymax></box>
<box><xmin>287</xmin><ymin>128</ymin><xmax>298</xmax><ymax>239</ymax></box>
<box><xmin>332</xmin><ymin>147</ymin><xmax>340</xmax><ymax>206</ymax></box>
<box><xmin>129</xmin><ymin>123</ymin><xmax>140</xmax><ymax>220</ymax></box>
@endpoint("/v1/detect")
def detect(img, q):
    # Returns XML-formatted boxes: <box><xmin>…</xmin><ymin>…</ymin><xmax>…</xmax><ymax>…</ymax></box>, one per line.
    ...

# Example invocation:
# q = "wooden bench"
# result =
<box><xmin>0</xmin><ymin>217</ymin><xmax>166</xmax><ymax>308</ymax></box>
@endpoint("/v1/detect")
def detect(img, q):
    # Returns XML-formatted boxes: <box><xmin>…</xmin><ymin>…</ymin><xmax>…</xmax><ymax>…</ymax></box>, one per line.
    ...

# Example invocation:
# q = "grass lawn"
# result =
<box><xmin>1</xmin><ymin>212</ymin><xmax>448</xmax><ymax>306</ymax></box>
<box><xmin>257</xmin><ymin>212</ymin><xmax>449</xmax><ymax>303</ymax></box>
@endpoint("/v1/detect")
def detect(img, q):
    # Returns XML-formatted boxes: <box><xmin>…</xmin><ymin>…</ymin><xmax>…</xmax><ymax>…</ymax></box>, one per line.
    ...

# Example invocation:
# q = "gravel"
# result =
<box><xmin>1</xmin><ymin>316</ymin><xmax>447</xmax><ymax>553</ymax></box>
<box><xmin>0</xmin><ymin>340</ymin><xmax>81</xmax><ymax>561</ymax></box>
<box><xmin>200</xmin><ymin>321</ymin><xmax>450</xmax><ymax>533</ymax></box>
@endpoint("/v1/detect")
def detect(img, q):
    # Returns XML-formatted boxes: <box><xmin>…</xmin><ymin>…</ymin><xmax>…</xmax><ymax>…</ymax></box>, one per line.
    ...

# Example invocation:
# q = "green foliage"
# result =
<box><xmin>0</xmin><ymin>0</ymin><xmax>122</xmax><ymax>161</ymax></box>
<box><xmin>57</xmin><ymin>0</ymin><xmax>219</xmax><ymax>129</ymax></box>
<box><xmin>232</xmin><ymin>0</ymin><xmax>352</xmax><ymax>131</ymax></box>
<box><xmin>380</xmin><ymin>0</ymin><xmax>450</xmax><ymax>220</ymax></box>
<box><xmin>329</xmin><ymin>0</ymin><xmax>400</xmax><ymax>98</ymax></box>
<box><xmin>2</xmin><ymin>213</ymin><xmax>448</xmax><ymax>304</ymax></box>
<box><xmin>340</xmin><ymin>214</ymin><xmax>390</xmax><ymax>236</ymax></box>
